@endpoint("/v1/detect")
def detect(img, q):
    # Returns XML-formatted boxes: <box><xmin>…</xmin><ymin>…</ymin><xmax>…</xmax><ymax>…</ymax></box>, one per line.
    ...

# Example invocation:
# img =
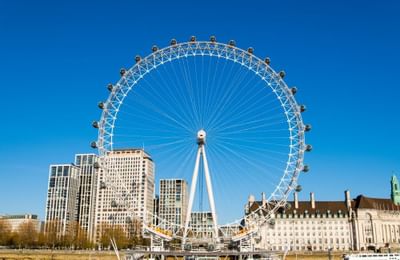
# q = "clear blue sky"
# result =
<box><xmin>0</xmin><ymin>1</ymin><xmax>399</xmax><ymax>220</ymax></box>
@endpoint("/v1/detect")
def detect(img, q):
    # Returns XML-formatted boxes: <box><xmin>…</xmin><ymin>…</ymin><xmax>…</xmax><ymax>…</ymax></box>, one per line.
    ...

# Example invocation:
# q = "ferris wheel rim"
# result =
<box><xmin>95</xmin><ymin>39</ymin><xmax>307</xmax><ymax>238</ymax></box>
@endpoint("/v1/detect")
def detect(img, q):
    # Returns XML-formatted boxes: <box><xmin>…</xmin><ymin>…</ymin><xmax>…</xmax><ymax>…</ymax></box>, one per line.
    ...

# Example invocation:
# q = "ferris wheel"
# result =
<box><xmin>92</xmin><ymin>36</ymin><xmax>311</xmax><ymax>248</ymax></box>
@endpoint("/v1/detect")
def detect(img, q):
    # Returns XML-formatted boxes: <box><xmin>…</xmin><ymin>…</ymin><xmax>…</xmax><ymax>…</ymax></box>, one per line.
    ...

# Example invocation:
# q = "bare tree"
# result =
<box><xmin>44</xmin><ymin>219</ymin><xmax>62</xmax><ymax>248</ymax></box>
<box><xmin>0</xmin><ymin>219</ymin><xmax>11</xmax><ymax>245</ymax></box>
<box><xmin>16</xmin><ymin>221</ymin><xmax>39</xmax><ymax>248</ymax></box>
<box><xmin>99</xmin><ymin>222</ymin><xmax>129</xmax><ymax>249</ymax></box>
<box><xmin>64</xmin><ymin>221</ymin><xmax>92</xmax><ymax>249</ymax></box>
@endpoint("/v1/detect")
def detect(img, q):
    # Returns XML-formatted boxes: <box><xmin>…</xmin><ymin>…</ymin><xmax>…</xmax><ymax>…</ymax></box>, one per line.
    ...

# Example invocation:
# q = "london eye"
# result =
<box><xmin>92</xmin><ymin>36</ymin><xmax>311</xmax><ymax>250</ymax></box>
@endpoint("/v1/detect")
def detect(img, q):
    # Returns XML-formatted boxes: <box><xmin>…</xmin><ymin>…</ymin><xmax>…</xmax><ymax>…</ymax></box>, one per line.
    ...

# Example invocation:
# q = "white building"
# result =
<box><xmin>45</xmin><ymin>164</ymin><xmax>80</xmax><ymax>236</ymax></box>
<box><xmin>351</xmin><ymin>176</ymin><xmax>400</xmax><ymax>251</ymax></box>
<box><xmin>190</xmin><ymin>211</ymin><xmax>213</xmax><ymax>240</ymax></box>
<box><xmin>0</xmin><ymin>214</ymin><xmax>41</xmax><ymax>232</ymax></box>
<box><xmin>246</xmin><ymin>176</ymin><xmax>400</xmax><ymax>252</ymax></box>
<box><xmin>158</xmin><ymin>179</ymin><xmax>188</xmax><ymax>232</ymax></box>
<box><xmin>94</xmin><ymin>148</ymin><xmax>155</xmax><ymax>240</ymax></box>
<box><xmin>246</xmin><ymin>192</ymin><xmax>353</xmax><ymax>252</ymax></box>
<box><xmin>75</xmin><ymin>154</ymin><xmax>99</xmax><ymax>241</ymax></box>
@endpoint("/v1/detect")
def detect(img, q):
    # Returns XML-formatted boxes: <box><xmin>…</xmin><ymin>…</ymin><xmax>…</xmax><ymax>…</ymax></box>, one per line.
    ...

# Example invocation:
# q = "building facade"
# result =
<box><xmin>45</xmin><ymin>164</ymin><xmax>80</xmax><ymax>236</ymax></box>
<box><xmin>351</xmin><ymin>195</ymin><xmax>400</xmax><ymax>251</ymax></box>
<box><xmin>153</xmin><ymin>195</ymin><xmax>159</xmax><ymax>225</ymax></box>
<box><xmin>0</xmin><ymin>214</ymin><xmax>41</xmax><ymax>232</ymax></box>
<box><xmin>94</xmin><ymin>149</ymin><xmax>155</xmax><ymax>240</ymax></box>
<box><xmin>158</xmin><ymin>179</ymin><xmax>188</xmax><ymax>232</ymax></box>
<box><xmin>246</xmin><ymin>176</ymin><xmax>400</xmax><ymax>252</ymax></box>
<box><xmin>247</xmin><ymin>192</ymin><xmax>353</xmax><ymax>252</ymax></box>
<box><xmin>75</xmin><ymin>154</ymin><xmax>99</xmax><ymax>241</ymax></box>
<box><xmin>190</xmin><ymin>211</ymin><xmax>213</xmax><ymax>240</ymax></box>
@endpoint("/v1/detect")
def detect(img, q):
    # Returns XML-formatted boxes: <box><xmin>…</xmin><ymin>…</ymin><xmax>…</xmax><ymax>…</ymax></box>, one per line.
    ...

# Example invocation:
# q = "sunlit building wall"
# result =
<box><xmin>158</xmin><ymin>179</ymin><xmax>188</xmax><ymax>232</ymax></box>
<box><xmin>75</xmin><ymin>153</ymin><xmax>99</xmax><ymax>241</ymax></box>
<box><xmin>94</xmin><ymin>149</ymin><xmax>154</xmax><ymax>240</ymax></box>
<box><xmin>45</xmin><ymin>164</ymin><xmax>80</xmax><ymax>236</ymax></box>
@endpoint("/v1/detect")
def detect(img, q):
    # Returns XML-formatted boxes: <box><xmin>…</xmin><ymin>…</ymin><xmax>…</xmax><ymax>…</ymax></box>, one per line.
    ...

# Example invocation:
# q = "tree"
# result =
<box><xmin>0</xmin><ymin>219</ymin><xmax>11</xmax><ymax>246</ymax></box>
<box><xmin>44</xmin><ymin>219</ymin><xmax>62</xmax><ymax>248</ymax></box>
<box><xmin>73</xmin><ymin>224</ymin><xmax>92</xmax><ymax>249</ymax></box>
<box><xmin>16</xmin><ymin>221</ymin><xmax>38</xmax><ymax>248</ymax></box>
<box><xmin>112</xmin><ymin>225</ymin><xmax>129</xmax><ymax>249</ymax></box>
<box><xmin>99</xmin><ymin>222</ymin><xmax>112</xmax><ymax>249</ymax></box>
<box><xmin>98</xmin><ymin>222</ymin><xmax>129</xmax><ymax>249</ymax></box>
<box><xmin>64</xmin><ymin>221</ymin><xmax>92</xmax><ymax>249</ymax></box>
<box><xmin>126</xmin><ymin>219</ymin><xmax>149</xmax><ymax>248</ymax></box>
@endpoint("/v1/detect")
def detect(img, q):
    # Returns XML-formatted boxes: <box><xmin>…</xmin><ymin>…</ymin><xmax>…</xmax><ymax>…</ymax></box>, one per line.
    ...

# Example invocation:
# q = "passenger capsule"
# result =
<box><xmin>279</xmin><ymin>71</ymin><xmax>286</xmax><ymax>78</ymax></box>
<box><xmin>291</xmin><ymin>87</ymin><xmax>297</xmax><ymax>95</ymax></box>
<box><xmin>264</xmin><ymin>57</ymin><xmax>271</xmax><ymax>65</ymax></box>
<box><xmin>107</xmin><ymin>83</ymin><xmax>113</xmax><ymax>92</ymax></box>
<box><xmin>93</xmin><ymin>162</ymin><xmax>100</xmax><ymax>169</ymax></box>
<box><xmin>302</xmin><ymin>165</ymin><xmax>310</xmax><ymax>172</ymax></box>
<box><xmin>270</xmin><ymin>219</ymin><xmax>276</xmax><ymax>226</ymax></box>
<box><xmin>120</xmin><ymin>68</ymin><xmax>126</xmax><ymax>76</ymax></box>
<box><xmin>100</xmin><ymin>181</ymin><xmax>107</xmax><ymax>189</ymax></box>
<box><xmin>98</xmin><ymin>102</ymin><xmax>105</xmax><ymax>109</ymax></box>
<box><xmin>300</xmin><ymin>105</ymin><xmax>306</xmax><ymax>113</ymax></box>
<box><xmin>210</xmin><ymin>36</ymin><xmax>216</xmax><ymax>42</ymax></box>
<box><xmin>170</xmin><ymin>38</ymin><xmax>177</xmax><ymax>45</ymax></box>
<box><xmin>295</xmin><ymin>185</ymin><xmax>302</xmax><ymax>192</ymax></box>
<box><xmin>247</xmin><ymin>47</ymin><xmax>254</xmax><ymax>54</ymax></box>
<box><xmin>305</xmin><ymin>144</ymin><xmax>313</xmax><ymax>152</ymax></box>
<box><xmin>228</xmin><ymin>40</ymin><xmax>236</xmax><ymax>47</ymax></box>
<box><xmin>152</xmin><ymin>45</ymin><xmax>158</xmax><ymax>52</ymax></box>
<box><xmin>190</xmin><ymin>36</ymin><xmax>196</xmax><ymax>42</ymax></box>
<box><xmin>90</xmin><ymin>141</ymin><xmax>97</xmax><ymax>149</ymax></box>
<box><xmin>111</xmin><ymin>200</ymin><xmax>117</xmax><ymax>208</ymax></box>
<box><xmin>304</xmin><ymin>124</ymin><xmax>312</xmax><ymax>132</ymax></box>
<box><xmin>285</xmin><ymin>203</ymin><xmax>292</xmax><ymax>209</ymax></box>
<box><xmin>135</xmin><ymin>55</ymin><xmax>141</xmax><ymax>63</ymax></box>
<box><xmin>92</xmin><ymin>121</ymin><xmax>99</xmax><ymax>129</ymax></box>
<box><xmin>126</xmin><ymin>216</ymin><xmax>132</xmax><ymax>224</ymax></box>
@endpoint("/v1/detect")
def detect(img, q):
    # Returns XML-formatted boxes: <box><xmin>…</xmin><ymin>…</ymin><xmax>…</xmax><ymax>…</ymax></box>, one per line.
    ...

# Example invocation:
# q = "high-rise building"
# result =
<box><xmin>75</xmin><ymin>154</ymin><xmax>99</xmax><ymax>241</ymax></box>
<box><xmin>153</xmin><ymin>195</ymin><xmax>159</xmax><ymax>225</ymax></box>
<box><xmin>45</xmin><ymin>164</ymin><xmax>80</xmax><ymax>236</ymax></box>
<box><xmin>158</xmin><ymin>179</ymin><xmax>188</xmax><ymax>232</ymax></box>
<box><xmin>95</xmin><ymin>149</ymin><xmax>154</xmax><ymax>240</ymax></box>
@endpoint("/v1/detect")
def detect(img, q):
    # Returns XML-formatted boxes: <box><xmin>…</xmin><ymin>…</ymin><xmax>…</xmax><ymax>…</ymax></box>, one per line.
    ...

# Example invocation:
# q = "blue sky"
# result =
<box><xmin>0</xmin><ymin>1</ymin><xmax>399</xmax><ymax>220</ymax></box>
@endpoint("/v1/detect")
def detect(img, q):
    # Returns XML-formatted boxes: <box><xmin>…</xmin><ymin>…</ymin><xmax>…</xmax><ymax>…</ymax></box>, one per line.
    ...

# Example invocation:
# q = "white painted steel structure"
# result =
<box><xmin>93</xmin><ymin>37</ymin><xmax>309</xmax><ymax>245</ymax></box>
<box><xmin>183</xmin><ymin>130</ymin><xmax>218</xmax><ymax>245</ymax></box>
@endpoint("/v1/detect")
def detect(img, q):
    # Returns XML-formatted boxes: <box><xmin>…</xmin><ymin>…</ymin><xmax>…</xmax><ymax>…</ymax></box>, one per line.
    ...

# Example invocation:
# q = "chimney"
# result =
<box><xmin>245</xmin><ymin>194</ymin><xmax>255</xmax><ymax>214</ymax></box>
<box><xmin>310</xmin><ymin>192</ymin><xmax>315</xmax><ymax>209</ymax></box>
<box><xmin>294</xmin><ymin>192</ymin><xmax>299</xmax><ymax>209</ymax></box>
<box><xmin>248</xmin><ymin>194</ymin><xmax>255</xmax><ymax>204</ymax></box>
<box><xmin>261</xmin><ymin>192</ymin><xmax>267</xmax><ymax>207</ymax></box>
<box><xmin>345</xmin><ymin>190</ymin><xmax>351</xmax><ymax>209</ymax></box>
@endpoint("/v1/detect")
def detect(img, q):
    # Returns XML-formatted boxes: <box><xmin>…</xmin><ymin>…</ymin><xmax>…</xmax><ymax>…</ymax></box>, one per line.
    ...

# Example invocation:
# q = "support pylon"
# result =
<box><xmin>183</xmin><ymin>130</ymin><xmax>219</xmax><ymax>247</ymax></box>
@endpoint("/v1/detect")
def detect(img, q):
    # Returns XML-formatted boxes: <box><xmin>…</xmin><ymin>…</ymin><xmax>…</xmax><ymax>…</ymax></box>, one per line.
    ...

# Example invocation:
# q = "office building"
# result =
<box><xmin>158</xmin><ymin>179</ymin><xmax>188</xmax><ymax>232</ymax></box>
<box><xmin>45</xmin><ymin>164</ymin><xmax>80</xmax><ymax>236</ymax></box>
<box><xmin>153</xmin><ymin>195</ymin><xmax>159</xmax><ymax>225</ymax></box>
<box><xmin>75</xmin><ymin>153</ymin><xmax>99</xmax><ymax>241</ymax></box>
<box><xmin>94</xmin><ymin>149</ymin><xmax>154</xmax><ymax>240</ymax></box>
